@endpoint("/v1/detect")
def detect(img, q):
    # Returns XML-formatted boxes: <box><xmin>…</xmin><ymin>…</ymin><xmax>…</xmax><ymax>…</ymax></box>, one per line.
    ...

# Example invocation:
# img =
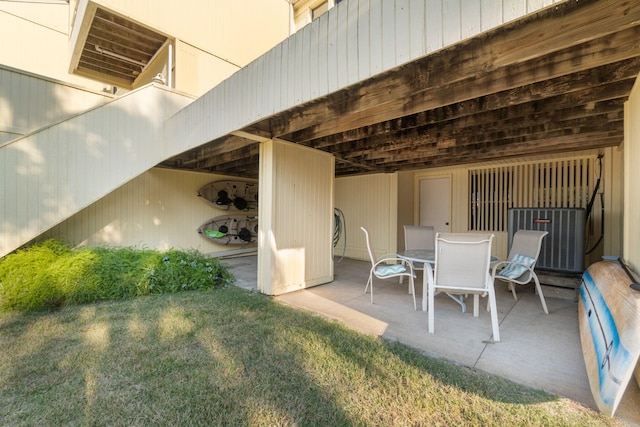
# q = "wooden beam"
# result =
<box><xmin>404</xmin><ymin>133</ymin><xmax>623</xmax><ymax>170</ymax></box>
<box><xmin>192</xmin><ymin>144</ymin><xmax>259</xmax><ymax>171</ymax></box>
<box><xmin>267</xmin><ymin>0</ymin><xmax>640</xmax><ymax>139</ymax></box>
<box><xmin>285</xmin><ymin>37</ymin><xmax>640</xmax><ymax>143</ymax></box>
<box><xmin>306</xmin><ymin>81</ymin><xmax>631</xmax><ymax>152</ymax></box>
<box><xmin>359</xmin><ymin>117</ymin><xmax>623</xmax><ymax>163</ymax></box>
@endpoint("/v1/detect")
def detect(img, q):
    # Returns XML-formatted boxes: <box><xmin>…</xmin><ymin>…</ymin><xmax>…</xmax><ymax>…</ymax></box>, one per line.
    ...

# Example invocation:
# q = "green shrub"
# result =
<box><xmin>87</xmin><ymin>246</ymin><xmax>158</xmax><ymax>300</ymax></box>
<box><xmin>0</xmin><ymin>239</ymin><xmax>72</xmax><ymax>310</ymax></box>
<box><xmin>143</xmin><ymin>249</ymin><xmax>233</xmax><ymax>294</ymax></box>
<box><xmin>0</xmin><ymin>240</ymin><xmax>234</xmax><ymax>311</ymax></box>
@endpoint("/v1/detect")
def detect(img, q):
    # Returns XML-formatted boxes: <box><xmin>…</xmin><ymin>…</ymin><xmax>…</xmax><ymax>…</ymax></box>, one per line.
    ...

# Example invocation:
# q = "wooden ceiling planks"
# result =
<box><xmin>77</xmin><ymin>7</ymin><xmax>167</xmax><ymax>87</ymax></box>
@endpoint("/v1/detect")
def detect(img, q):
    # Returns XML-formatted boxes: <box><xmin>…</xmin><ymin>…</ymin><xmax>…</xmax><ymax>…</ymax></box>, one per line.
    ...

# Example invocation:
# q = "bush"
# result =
<box><xmin>142</xmin><ymin>249</ymin><xmax>234</xmax><ymax>294</ymax></box>
<box><xmin>0</xmin><ymin>240</ymin><xmax>234</xmax><ymax>311</ymax></box>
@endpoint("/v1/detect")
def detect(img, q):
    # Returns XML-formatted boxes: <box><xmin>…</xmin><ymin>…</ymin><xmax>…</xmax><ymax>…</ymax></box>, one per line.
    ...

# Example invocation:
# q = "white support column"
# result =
<box><xmin>258</xmin><ymin>139</ymin><xmax>335</xmax><ymax>295</ymax></box>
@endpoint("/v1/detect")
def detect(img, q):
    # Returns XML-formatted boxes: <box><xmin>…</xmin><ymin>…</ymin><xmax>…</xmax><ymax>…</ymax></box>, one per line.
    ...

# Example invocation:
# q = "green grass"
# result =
<box><xmin>0</xmin><ymin>286</ymin><xmax>624</xmax><ymax>426</ymax></box>
<box><xmin>0</xmin><ymin>240</ymin><xmax>233</xmax><ymax>311</ymax></box>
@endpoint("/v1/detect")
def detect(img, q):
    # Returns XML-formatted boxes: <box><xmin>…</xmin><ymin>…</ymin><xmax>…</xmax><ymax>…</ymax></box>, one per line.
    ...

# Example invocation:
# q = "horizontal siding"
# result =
<box><xmin>0</xmin><ymin>85</ymin><xmax>194</xmax><ymax>257</ymax></box>
<box><xmin>166</xmin><ymin>0</ymin><xmax>562</xmax><ymax>161</ymax></box>
<box><xmin>0</xmin><ymin>3</ymin><xmax>104</xmax><ymax>91</ymax></box>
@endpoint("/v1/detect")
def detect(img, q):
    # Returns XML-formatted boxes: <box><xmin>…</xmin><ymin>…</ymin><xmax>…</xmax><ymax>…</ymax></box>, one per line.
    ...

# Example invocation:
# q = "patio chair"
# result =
<box><xmin>400</xmin><ymin>225</ymin><xmax>435</xmax><ymax>285</ymax></box>
<box><xmin>427</xmin><ymin>233</ymin><xmax>500</xmax><ymax>341</ymax></box>
<box><xmin>361</xmin><ymin>226</ymin><xmax>416</xmax><ymax>310</ymax></box>
<box><xmin>492</xmin><ymin>230</ymin><xmax>549</xmax><ymax>314</ymax></box>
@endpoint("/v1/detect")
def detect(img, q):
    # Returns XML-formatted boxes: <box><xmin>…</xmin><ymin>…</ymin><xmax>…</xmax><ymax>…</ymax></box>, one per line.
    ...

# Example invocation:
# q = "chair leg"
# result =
<box><xmin>473</xmin><ymin>294</ymin><xmax>479</xmax><ymax>317</ymax></box>
<box><xmin>533</xmin><ymin>276</ymin><xmax>549</xmax><ymax>314</ymax></box>
<box><xmin>423</xmin><ymin>264</ymin><xmax>433</xmax><ymax>312</ymax></box>
<box><xmin>487</xmin><ymin>288</ymin><xmax>501</xmax><ymax>342</ymax></box>
<box><xmin>400</xmin><ymin>260</ymin><xmax>413</xmax><ymax>286</ymax></box>
<box><xmin>428</xmin><ymin>280</ymin><xmax>436</xmax><ymax>334</ymax></box>
<box><xmin>422</xmin><ymin>275</ymin><xmax>428</xmax><ymax>312</ymax></box>
<box><xmin>364</xmin><ymin>274</ymin><xmax>374</xmax><ymax>304</ymax></box>
<box><xmin>409</xmin><ymin>274</ymin><xmax>416</xmax><ymax>310</ymax></box>
<box><xmin>509</xmin><ymin>282</ymin><xmax>518</xmax><ymax>300</ymax></box>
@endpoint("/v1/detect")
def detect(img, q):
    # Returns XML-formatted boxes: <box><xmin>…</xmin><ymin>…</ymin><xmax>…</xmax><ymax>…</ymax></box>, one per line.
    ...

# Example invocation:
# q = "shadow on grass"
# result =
<box><xmin>1</xmin><ymin>286</ymin><xmax>614</xmax><ymax>426</ymax></box>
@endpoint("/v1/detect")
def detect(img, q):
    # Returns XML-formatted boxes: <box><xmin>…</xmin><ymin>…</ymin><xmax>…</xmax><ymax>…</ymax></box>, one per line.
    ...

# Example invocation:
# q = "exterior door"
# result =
<box><xmin>419</xmin><ymin>177</ymin><xmax>451</xmax><ymax>233</ymax></box>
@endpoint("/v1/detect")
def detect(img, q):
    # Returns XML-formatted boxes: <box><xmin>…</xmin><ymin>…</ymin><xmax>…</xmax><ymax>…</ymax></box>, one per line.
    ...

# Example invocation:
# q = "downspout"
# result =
<box><xmin>286</xmin><ymin>0</ymin><xmax>295</xmax><ymax>35</ymax></box>
<box><xmin>167</xmin><ymin>41</ymin><xmax>174</xmax><ymax>88</ymax></box>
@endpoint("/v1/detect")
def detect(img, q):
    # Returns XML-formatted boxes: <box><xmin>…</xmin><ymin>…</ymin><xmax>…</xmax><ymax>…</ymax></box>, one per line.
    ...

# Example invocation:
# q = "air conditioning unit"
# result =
<box><xmin>508</xmin><ymin>208</ymin><xmax>585</xmax><ymax>274</ymax></box>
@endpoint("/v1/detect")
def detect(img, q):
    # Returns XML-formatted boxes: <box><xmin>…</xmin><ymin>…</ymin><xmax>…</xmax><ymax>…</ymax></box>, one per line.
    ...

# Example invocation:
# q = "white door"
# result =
<box><xmin>419</xmin><ymin>177</ymin><xmax>451</xmax><ymax>233</ymax></box>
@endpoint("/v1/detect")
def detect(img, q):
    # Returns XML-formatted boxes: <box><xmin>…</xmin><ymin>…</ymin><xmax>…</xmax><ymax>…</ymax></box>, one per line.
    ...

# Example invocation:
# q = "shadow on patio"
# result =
<box><xmin>223</xmin><ymin>255</ymin><xmax>640</xmax><ymax>425</ymax></box>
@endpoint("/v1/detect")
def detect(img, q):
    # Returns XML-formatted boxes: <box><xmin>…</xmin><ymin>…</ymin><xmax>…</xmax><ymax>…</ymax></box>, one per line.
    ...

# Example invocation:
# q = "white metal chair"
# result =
<box><xmin>492</xmin><ymin>230</ymin><xmax>549</xmax><ymax>314</ymax></box>
<box><xmin>426</xmin><ymin>233</ymin><xmax>500</xmax><ymax>341</ymax></box>
<box><xmin>361</xmin><ymin>226</ymin><xmax>416</xmax><ymax>310</ymax></box>
<box><xmin>400</xmin><ymin>225</ymin><xmax>435</xmax><ymax>285</ymax></box>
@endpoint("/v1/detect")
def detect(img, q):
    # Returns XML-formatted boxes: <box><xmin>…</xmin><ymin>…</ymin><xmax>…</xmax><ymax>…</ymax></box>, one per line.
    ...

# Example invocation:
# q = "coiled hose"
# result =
<box><xmin>333</xmin><ymin>208</ymin><xmax>346</xmax><ymax>263</ymax></box>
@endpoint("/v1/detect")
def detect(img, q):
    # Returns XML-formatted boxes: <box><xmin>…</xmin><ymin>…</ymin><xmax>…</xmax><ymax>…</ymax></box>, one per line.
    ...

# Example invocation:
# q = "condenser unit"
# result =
<box><xmin>508</xmin><ymin>208</ymin><xmax>585</xmax><ymax>274</ymax></box>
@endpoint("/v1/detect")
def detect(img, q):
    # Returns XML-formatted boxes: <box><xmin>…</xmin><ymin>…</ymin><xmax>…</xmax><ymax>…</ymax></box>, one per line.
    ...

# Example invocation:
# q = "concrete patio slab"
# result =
<box><xmin>222</xmin><ymin>255</ymin><xmax>640</xmax><ymax>425</ymax></box>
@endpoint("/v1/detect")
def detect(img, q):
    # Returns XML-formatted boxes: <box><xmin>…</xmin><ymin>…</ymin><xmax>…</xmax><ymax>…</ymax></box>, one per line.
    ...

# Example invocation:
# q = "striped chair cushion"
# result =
<box><xmin>498</xmin><ymin>254</ymin><xmax>535</xmax><ymax>279</ymax></box>
<box><xmin>376</xmin><ymin>264</ymin><xmax>407</xmax><ymax>277</ymax></box>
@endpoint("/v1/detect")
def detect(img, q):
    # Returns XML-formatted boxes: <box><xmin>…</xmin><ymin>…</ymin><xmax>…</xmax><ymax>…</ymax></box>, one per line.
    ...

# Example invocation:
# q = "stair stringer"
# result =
<box><xmin>0</xmin><ymin>84</ymin><xmax>194</xmax><ymax>257</ymax></box>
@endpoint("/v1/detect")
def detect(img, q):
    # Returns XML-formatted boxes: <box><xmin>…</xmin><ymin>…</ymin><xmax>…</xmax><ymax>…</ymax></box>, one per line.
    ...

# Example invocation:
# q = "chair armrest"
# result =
<box><xmin>374</xmin><ymin>256</ymin><xmax>413</xmax><ymax>268</ymax></box>
<box><xmin>492</xmin><ymin>260</ymin><xmax>536</xmax><ymax>282</ymax></box>
<box><xmin>373</xmin><ymin>257</ymin><xmax>415</xmax><ymax>275</ymax></box>
<box><xmin>491</xmin><ymin>260</ymin><xmax>508</xmax><ymax>277</ymax></box>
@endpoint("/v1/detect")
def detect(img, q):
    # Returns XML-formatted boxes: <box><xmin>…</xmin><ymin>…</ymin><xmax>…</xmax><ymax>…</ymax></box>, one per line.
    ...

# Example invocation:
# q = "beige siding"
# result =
<box><xmin>67</xmin><ymin>0</ymin><xmax>290</xmax><ymax>95</ymax></box>
<box><xmin>0</xmin><ymin>85</ymin><xmax>194</xmax><ymax>257</ymax></box>
<box><xmin>0</xmin><ymin>2</ymin><xmax>106</xmax><ymax>91</ymax></box>
<box><xmin>0</xmin><ymin>66</ymin><xmax>113</xmax><ymax>144</ymax></box>
<box><xmin>335</xmin><ymin>173</ymin><xmax>398</xmax><ymax>261</ymax></box>
<box><xmin>605</xmin><ymin>144</ymin><xmax>625</xmax><ymax>258</ymax></box>
<box><xmin>397</xmin><ymin>171</ymin><xmax>415</xmax><ymax>251</ymax></box>
<box><xmin>258</xmin><ymin>139</ymin><xmax>334</xmax><ymax>295</ymax></box>
<box><xmin>38</xmin><ymin>168</ymin><xmax>248</xmax><ymax>254</ymax></box>
<box><xmin>3</xmin><ymin>1</ymin><xmax>290</xmax><ymax>97</ymax></box>
<box><xmin>631</xmin><ymin>80</ymin><xmax>640</xmax><ymax>409</ymax></box>
<box><xmin>79</xmin><ymin>0</ymin><xmax>290</xmax><ymax>68</ymax></box>
<box><xmin>173</xmin><ymin>41</ymin><xmax>241</xmax><ymax>98</ymax></box>
<box><xmin>624</xmin><ymin>77</ymin><xmax>640</xmax><ymax>273</ymax></box>
<box><xmin>403</xmin><ymin>150</ymin><xmax>622</xmax><ymax>263</ymax></box>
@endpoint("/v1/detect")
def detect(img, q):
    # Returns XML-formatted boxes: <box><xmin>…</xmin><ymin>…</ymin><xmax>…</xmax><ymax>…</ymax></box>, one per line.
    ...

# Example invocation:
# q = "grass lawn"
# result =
<box><xmin>0</xmin><ymin>285</ymin><xmax>624</xmax><ymax>426</ymax></box>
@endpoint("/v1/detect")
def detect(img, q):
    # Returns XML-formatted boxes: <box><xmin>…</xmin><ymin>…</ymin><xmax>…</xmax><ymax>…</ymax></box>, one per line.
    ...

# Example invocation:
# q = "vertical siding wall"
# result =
<box><xmin>39</xmin><ymin>168</ymin><xmax>245</xmax><ymax>254</ymax></box>
<box><xmin>396</xmin><ymin>171</ymin><xmax>415</xmax><ymax>251</ymax></box>
<box><xmin>0</xmin><ymin>85</ymin><xmax>193</xmax><ymax>257</ymax></box>
<box><xmin>409</xmin><ymin>149</ymin><xmax>621</xmax><ymax>262</ymax></box>
<box><xmin>624</xmin><ymin>77</ymin><xmax>640</xmax><ymax>274</ymax></box>
<box><xmin>603</xmin><ymin>144</ymin><xmax>625</xmax><ymax>258</ymax></box>
<box><xmin>0</xmin><ymin>67</ymin><xmax>112</xmax><ymax>144</ymax></box>
<box><xmin>166</xmin><ymin>0</ymin><xmax>561</xmax><ymax>163</ymax></box>
<box><xmin>259</xmin><ymin>139</ymin><xmax>335</xmax><ymax>295</ymax></box>
<box><xmin>335</xmin><ymin>173</ymin><xmax>398</xmax><ymax>261</ymax></box>
<box><xmin>469</xmin><ymin>158</ymin><xmax>597</xmax><ymax>228</ymax></box>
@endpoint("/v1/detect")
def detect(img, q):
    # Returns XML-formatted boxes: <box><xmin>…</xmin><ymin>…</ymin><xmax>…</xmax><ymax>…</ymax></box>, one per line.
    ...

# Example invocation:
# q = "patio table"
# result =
<box><xmin>397</xmin><ymin>249</ymin><xmax>499</xmax><ymax>312</ymax></box>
